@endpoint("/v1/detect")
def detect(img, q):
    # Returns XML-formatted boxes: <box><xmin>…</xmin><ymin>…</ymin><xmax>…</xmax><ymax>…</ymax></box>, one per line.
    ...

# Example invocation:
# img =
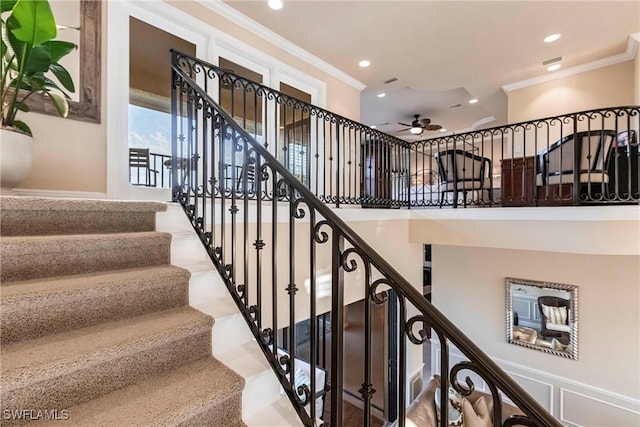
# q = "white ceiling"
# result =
<box><xmin>223</xmin><ymin>1</ymin><xmax>639</xmax><ymax>140</ymax></box>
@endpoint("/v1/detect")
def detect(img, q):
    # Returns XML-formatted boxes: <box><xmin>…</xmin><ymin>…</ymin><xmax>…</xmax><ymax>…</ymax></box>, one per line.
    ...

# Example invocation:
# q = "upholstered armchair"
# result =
<box><xmin>434</xmin><ymin>149</ymin><xmax>492</xmax><ymax>208</ymax></box>
<box><xmin>537</xmin><ymin>296</ymin><xmax>570</xmax><ymax>342</ymax></box>
<box><xmin>536</xmin><ymin>130</ymin><xmax>617</xmax><ymax>203</ymax></box>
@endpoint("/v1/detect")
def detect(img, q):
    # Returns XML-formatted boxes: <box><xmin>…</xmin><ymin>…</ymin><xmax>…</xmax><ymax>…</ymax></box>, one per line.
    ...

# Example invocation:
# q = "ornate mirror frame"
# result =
<box><xmin>506</xmin><ymin>277</ymin><xmax>578</xmax><ymax>360</ymax></box>
<box><xmin>22</xmin><ymin>0</ymin><xmax>101</xmax><ymax>123</ymax></box>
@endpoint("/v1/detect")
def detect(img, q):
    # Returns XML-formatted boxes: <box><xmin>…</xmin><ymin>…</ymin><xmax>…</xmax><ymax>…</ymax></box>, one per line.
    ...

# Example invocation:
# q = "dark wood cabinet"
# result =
<box><xmin>502</xmin><ymin>157</ymin><xmax>536</xmax><ymax>206</ymax></box>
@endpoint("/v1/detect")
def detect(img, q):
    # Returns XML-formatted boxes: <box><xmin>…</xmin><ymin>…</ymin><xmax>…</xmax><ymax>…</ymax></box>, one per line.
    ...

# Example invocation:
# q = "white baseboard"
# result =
<box><xmin>7</xmin><ymin>189</ymin><xmax>109</xmax><ymax>199</ymax></box>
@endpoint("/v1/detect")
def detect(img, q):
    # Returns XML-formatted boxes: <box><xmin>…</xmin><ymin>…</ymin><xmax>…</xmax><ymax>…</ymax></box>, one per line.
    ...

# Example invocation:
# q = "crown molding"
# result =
<box><xmin>197</xmin><ymin>0</ymin><xmax>366</xmax><ymax>91</ymax></box>
<box><xmin>502</xmin><ymin>33</ymin><xmax>639</xmax><ymax>93</ymax></box>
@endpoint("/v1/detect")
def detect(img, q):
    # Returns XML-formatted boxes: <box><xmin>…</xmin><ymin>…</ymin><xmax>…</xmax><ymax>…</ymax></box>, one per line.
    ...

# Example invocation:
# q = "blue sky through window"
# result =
<box><xmin>128</xmin><ymin>104</ymin><xmax>171</xmax><ymax>155</ymax></box>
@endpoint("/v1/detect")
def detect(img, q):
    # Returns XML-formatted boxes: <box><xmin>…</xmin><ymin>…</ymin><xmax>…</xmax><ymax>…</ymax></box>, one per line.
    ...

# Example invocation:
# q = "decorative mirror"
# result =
<box><xmin>506</xmin><ymin>277</ymin><xmax>578</xmax><ymax>360</ymax></box>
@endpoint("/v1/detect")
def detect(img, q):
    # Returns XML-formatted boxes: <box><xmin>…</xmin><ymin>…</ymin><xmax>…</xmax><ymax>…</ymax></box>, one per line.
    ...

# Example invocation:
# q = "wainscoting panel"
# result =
<box><xmin>430</xmin><ymin>340</ymin><xmax>640</xmax><ymax>426</ymax></box>
<box><xmin>507</xmin><ymin>372</ymin><xmax>554</xmax><ymax>412</ymax></box>
<box><xmin>560</xmin><ymin>389</ymin><xmax>640</xmax><ymax>427</ymax></box>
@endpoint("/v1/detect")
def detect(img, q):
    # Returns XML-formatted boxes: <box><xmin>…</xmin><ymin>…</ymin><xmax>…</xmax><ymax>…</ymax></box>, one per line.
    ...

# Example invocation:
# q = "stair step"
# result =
<box><xmin>0</xmin><ymin>196</ymin><xmax>167</xmax><ymax>236</ymax></box>
<box><xmin>218</xmin><ymin>341</ymin><xmax>283</xmax><ymax>419</ymax></box>
<box><xmin>0</xmin><ymin>232</ymin><xmax>171</xmax><ymax>282</ymax></box>
<box><xmin>192</xmin><ymin>292</ymin><xmax>254</xmax><ymax>356</ymax></box>
<box><xmin>244</xmin><ymin>396</ymin><xmax>304</xmax><ymax>427</ymax></box>
<box><xmin>31</xmin><ymin>357</ymin><xmax>245</xmax><ymax>427</ymax></box>
<box><xmin>0</xmin><ymin>306</ymin><xmax>213</xmax><ymax>413</ymax></box>
<box><xmin>0</xmin><ymin>265</ymin><xmax>191</xmax><ymax>344</ymax></box>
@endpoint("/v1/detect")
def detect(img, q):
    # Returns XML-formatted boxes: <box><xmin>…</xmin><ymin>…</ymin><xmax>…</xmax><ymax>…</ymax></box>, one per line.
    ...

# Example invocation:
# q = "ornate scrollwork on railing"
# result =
<box><xmin>312</xmin><ymin>220</ymin><xmax>331</xmax><ymax>244</ymax></box>
<box><xmin>369</xmin><ymin>278</ymin><xmax>391</xmax><ymax>305</ymax></box>
<box><xmin>172</xmin><ymin>50</ymin><xmax>569</xmax><ymax>427</ymax></box>
<box><xmin>405</xmin><ymin>315</ymin><xmax>430</xmax><ymax>345</ymax></box>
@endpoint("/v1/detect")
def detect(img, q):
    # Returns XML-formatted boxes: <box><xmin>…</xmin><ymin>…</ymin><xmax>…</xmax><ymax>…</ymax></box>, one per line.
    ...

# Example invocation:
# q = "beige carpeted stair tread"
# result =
<box><xmin>0</xmin><ymin>232</ymin><xmax>171</xmax><ymax>282</ymax></box>
<box><xmin>1</xmin><ymin>306</ymin><xmax>212</xmax><ymax>380</ymax></box>
<box><xmin>1</xmin><ymin>307</ymin><xmax>214</xmax><ymax>413</ymax></box>
<box><xmin>34</xmin><ymin>357</ymin><xmax>246</xmax><ymax>427</ymax></box>
<box><xmin>0</xmin><ymin>196</ymin><xmax>167</xmax><ymax>213</ymax></box>
<box><xmin>1</xmin><ymin>266</ymin><xmax>191</xmax><ymax>343</ymax></box>
<box><xmin>0</xmin><ymin>196</ymin><xmax>168</xmax><ymax>236</ymax></box>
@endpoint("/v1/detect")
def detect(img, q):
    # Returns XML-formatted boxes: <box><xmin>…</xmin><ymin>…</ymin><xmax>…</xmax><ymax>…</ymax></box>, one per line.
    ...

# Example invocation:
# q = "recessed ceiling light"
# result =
<box><xmin>377</xmin><ymin>93</ymin><xmax>386</xmax><ymax>98</ymax></box>
<box><xmin>439</xmin><ymin>128</ymin><xmax>447</xmax><ymax>132</ymax></box>
<box><xmin>358</xmin><ymin>60</ymin><xmax>370</xmax><ymax>68</ymax></box>
<box><xmin>547</xmin><ymin>64</ymin><xmax>562</xmax><ymax>71</ymax></box>
<box><xmin>268</xmin><ymin>0</ymin><xmax>283</xmax><ymax>10</ymax></box>
<box><xmin>370</xmin><ymin>125</ymin><xmax>376</xmax><ymax>129</ymax></box>
<box><xmin>469</xmin><ymin>99</ymin><xmax>478</xmax><ymax>104</ymax></box>
<box><xmin>544</xmin><ymin>33</ymin><xmax>561</xmax><ymax>43</ymax></box>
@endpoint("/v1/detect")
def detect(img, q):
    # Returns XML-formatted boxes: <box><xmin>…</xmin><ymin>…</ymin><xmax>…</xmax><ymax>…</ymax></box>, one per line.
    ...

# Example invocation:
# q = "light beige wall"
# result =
<box><xmin>507</xmin><ymin>61</ymin><xmax>635</xmax><ymax>124</ymax></box>
<box><xmin>18</xmin><ymin>0</ymin><xmax>108</xmax><ymax>193</ymax></box>
<box><xmin>432</xmin><ymin>245</ymin><xmax>640</xmax><ymax>399</ymax></box>
<box><xmin>18</xmin><ymin>0</ymin><xmax>361</xmax><ymax>193</ymax></box>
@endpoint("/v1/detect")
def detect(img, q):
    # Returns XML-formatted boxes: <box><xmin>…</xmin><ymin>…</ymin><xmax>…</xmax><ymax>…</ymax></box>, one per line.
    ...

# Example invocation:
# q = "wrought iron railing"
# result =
<box><xmin>171</xmin><ymin>50</ymin><xmax>561</xmax><ymax>426</ymax></box>
<box><xmin>167</xmin><ymin>50</ymin><xmax>640</xmax><ymax>209</ymax></box>
<box><xmin>170</xmin><ymin>50</ymin><xmax>411</xmax><ymax>208</ymax></box>
<box><xmin>407</xmin><ymin>106</ymin><xmax>639</xmax><ymax>208</ymax></box>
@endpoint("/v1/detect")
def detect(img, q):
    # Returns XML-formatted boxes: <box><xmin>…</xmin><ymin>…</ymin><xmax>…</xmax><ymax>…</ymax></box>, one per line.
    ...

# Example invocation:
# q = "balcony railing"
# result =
<box><xmin>171</xmin><ymin>49</ymin><xmax>561</xmax><ymax>427</ymax></box>
<box><xmin>407</xmin><ymin>107</ymin><xmax>639</xmax><ymax>208</ymax></box>
<box><xmin>137</xmin><ymin>49</ymin><xmax>639</xmax><ymax>208</ymax></box>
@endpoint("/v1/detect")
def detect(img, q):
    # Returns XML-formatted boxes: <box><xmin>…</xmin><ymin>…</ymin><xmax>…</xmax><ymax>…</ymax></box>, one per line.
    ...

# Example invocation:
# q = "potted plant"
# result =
<box><xmin>1</xmin><ymin>0</ymin><xmax>77</xmax><ymax>190</ymax></box>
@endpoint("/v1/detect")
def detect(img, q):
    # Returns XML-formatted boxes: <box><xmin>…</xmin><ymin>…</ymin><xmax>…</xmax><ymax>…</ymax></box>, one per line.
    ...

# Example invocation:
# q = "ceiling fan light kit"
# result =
<box><xmin>398</xmin><ymin>114</ymin><xmax>443</xmax><ymax>136</ymax></box>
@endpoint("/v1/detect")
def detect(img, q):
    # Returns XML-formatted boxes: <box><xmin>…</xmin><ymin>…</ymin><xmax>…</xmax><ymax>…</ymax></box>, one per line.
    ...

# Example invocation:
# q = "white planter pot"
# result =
<box><xmin>1</xmin><ymin>128</ymin><xmax>34</xmax><ymax>191</ymax></box>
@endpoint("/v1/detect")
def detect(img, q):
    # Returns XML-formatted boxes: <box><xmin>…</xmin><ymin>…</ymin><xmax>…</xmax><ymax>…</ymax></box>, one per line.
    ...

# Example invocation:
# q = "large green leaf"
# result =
<box><xmin>7</xmin><ymin>0</ymin><xmax>56</xmax><ymax>46</ymax></box>
<box><xmin>1</xmin><ymin>0</ymin><xmax>19</xmax><ymax>13</ymax></box>
<box><xmin>45</xmin><ymin>90</ymin><xmax>68</xmax><ymax>117</ymax></box>
<box><xmin>49</xmin><ymin>62</ymin><xmax>74</xmax><ymax>92</ymax></box>
<box><xmin>13</xmin><ymin>119</ymin><xmax>32</xmax><ymax>136</ymax></box>
<box><xmin>43</xmin><ymin>40</ymin><xmax>75</xmax><ymax>63</ymax></box>
<box><xmin>1</xmin><ymin>38</ymin><xmax>6</xmax><ymax>58</ymax></box>
<box><xmin>14</xmin><ymin>101</ymin><xmax>29</xmax><ymax>112</ymax></box>
<box><xmin>24</xmin><ymin>43</ymin><xmax>51</xmax><ymax>73</ymax></box>
<box><xmin>43</xmin><ymin>75</ymin><xmax>70</xmax><ymax>98</ymax></box>
<box><xmin>23</xmin><ymin>73</ymin><xmax>45</xmax><ymax>90</ymax></box>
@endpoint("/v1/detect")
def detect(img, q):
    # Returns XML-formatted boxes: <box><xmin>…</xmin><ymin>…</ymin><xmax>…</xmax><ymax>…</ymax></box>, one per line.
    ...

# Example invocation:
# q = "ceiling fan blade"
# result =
<box><xmin>420</xmin><ymin>118</ymin><xmax>432</xmax><ymax>126</ymax></box>
<box><xmin>425</xmin><ymin>124</ymin><xmax>442</xmax><ymax>130</ymax></box>
<box><xmin>397</xmin><ymin>122</ymin><xmax>413</xmax><ymax>127</ymax></box>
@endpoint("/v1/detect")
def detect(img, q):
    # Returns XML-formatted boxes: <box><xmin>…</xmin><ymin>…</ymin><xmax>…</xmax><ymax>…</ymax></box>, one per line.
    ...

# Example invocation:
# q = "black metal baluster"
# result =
<box><xmin>347</xmin><ymin>127</ymin><xmax>352</xmax><ymax>202</ymax></box>
<box><xmin>271</xmin><ymin>171</ymin><xmax>279</xmax><ymax>359</ymax></box>
<box><xmin>255</xmin><ymin>153</ymin><xmax>263</xmax><ymax>329</ymax></box>
<box><xmin>361</xmin><ymin>265</ymin><xmax>373</xmax><ymax>427</ymax></box>
<box><xmin>288</xmin><ymin>188</ymin><xmax>297</xmax><ymax>409</ymax></box>
<box><xmin>243</xmin><ymin>139</ymin><xmax>249</xmax><ymax>311</ymax></box>
<box><xmin>328</xmin><ymin>122</ymin><xmax>333</xmax><ymax>205</ymax></box>
<box><xmin>329</xmin><ymin>230</ymin><xmax>344</xmax><ymax>427</ymax></box>
<box><xmin>315</xmin><ymin>116</ymin><xmax>320</xmax><ymax>197</ymax></box>
<box><xmin>308</xmin><ymin>207</ymin><xmax>318</xmax><ymax>424</ymax></box>
<box><xmin>219</xmin><ymin>120</ymin><xmax>227</xmax><ymax>275</ymax></box>
<box><xmin>230</xmin><ymin>130</ymin><xmax>238</xmax><ymax>298</ymax></box>
<box><xmin>397</xmin><ymin>296</ymin><xmax>406</xmax><ymax>427</ymax></box>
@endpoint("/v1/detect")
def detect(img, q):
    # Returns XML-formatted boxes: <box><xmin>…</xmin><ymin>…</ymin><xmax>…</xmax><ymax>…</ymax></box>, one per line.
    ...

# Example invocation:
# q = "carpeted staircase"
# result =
<box><xmin>0</xmin><ymin>196</ymin><xmax>246</xmax><ymax>426</ymax></box>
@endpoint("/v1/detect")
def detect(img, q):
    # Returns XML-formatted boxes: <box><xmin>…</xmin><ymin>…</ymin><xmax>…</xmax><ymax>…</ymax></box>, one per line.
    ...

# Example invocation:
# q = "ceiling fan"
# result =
<box><xmin>398</xmin><ymin>114</ymin><xmax>442</xmax><ymax>135</ymax></box>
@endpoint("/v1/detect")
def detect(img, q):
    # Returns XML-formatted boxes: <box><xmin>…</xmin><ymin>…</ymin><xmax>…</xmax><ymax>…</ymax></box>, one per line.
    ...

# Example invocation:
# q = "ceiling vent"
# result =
<box><xmin>384</xmin><ymin>77</ymin><xmax>398</xmax><ymax>84</ymax></box>
<box><xmin>541</xmin><ymin>56</ymin><xmax>563</xmax><ymax>66</ymax></box>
